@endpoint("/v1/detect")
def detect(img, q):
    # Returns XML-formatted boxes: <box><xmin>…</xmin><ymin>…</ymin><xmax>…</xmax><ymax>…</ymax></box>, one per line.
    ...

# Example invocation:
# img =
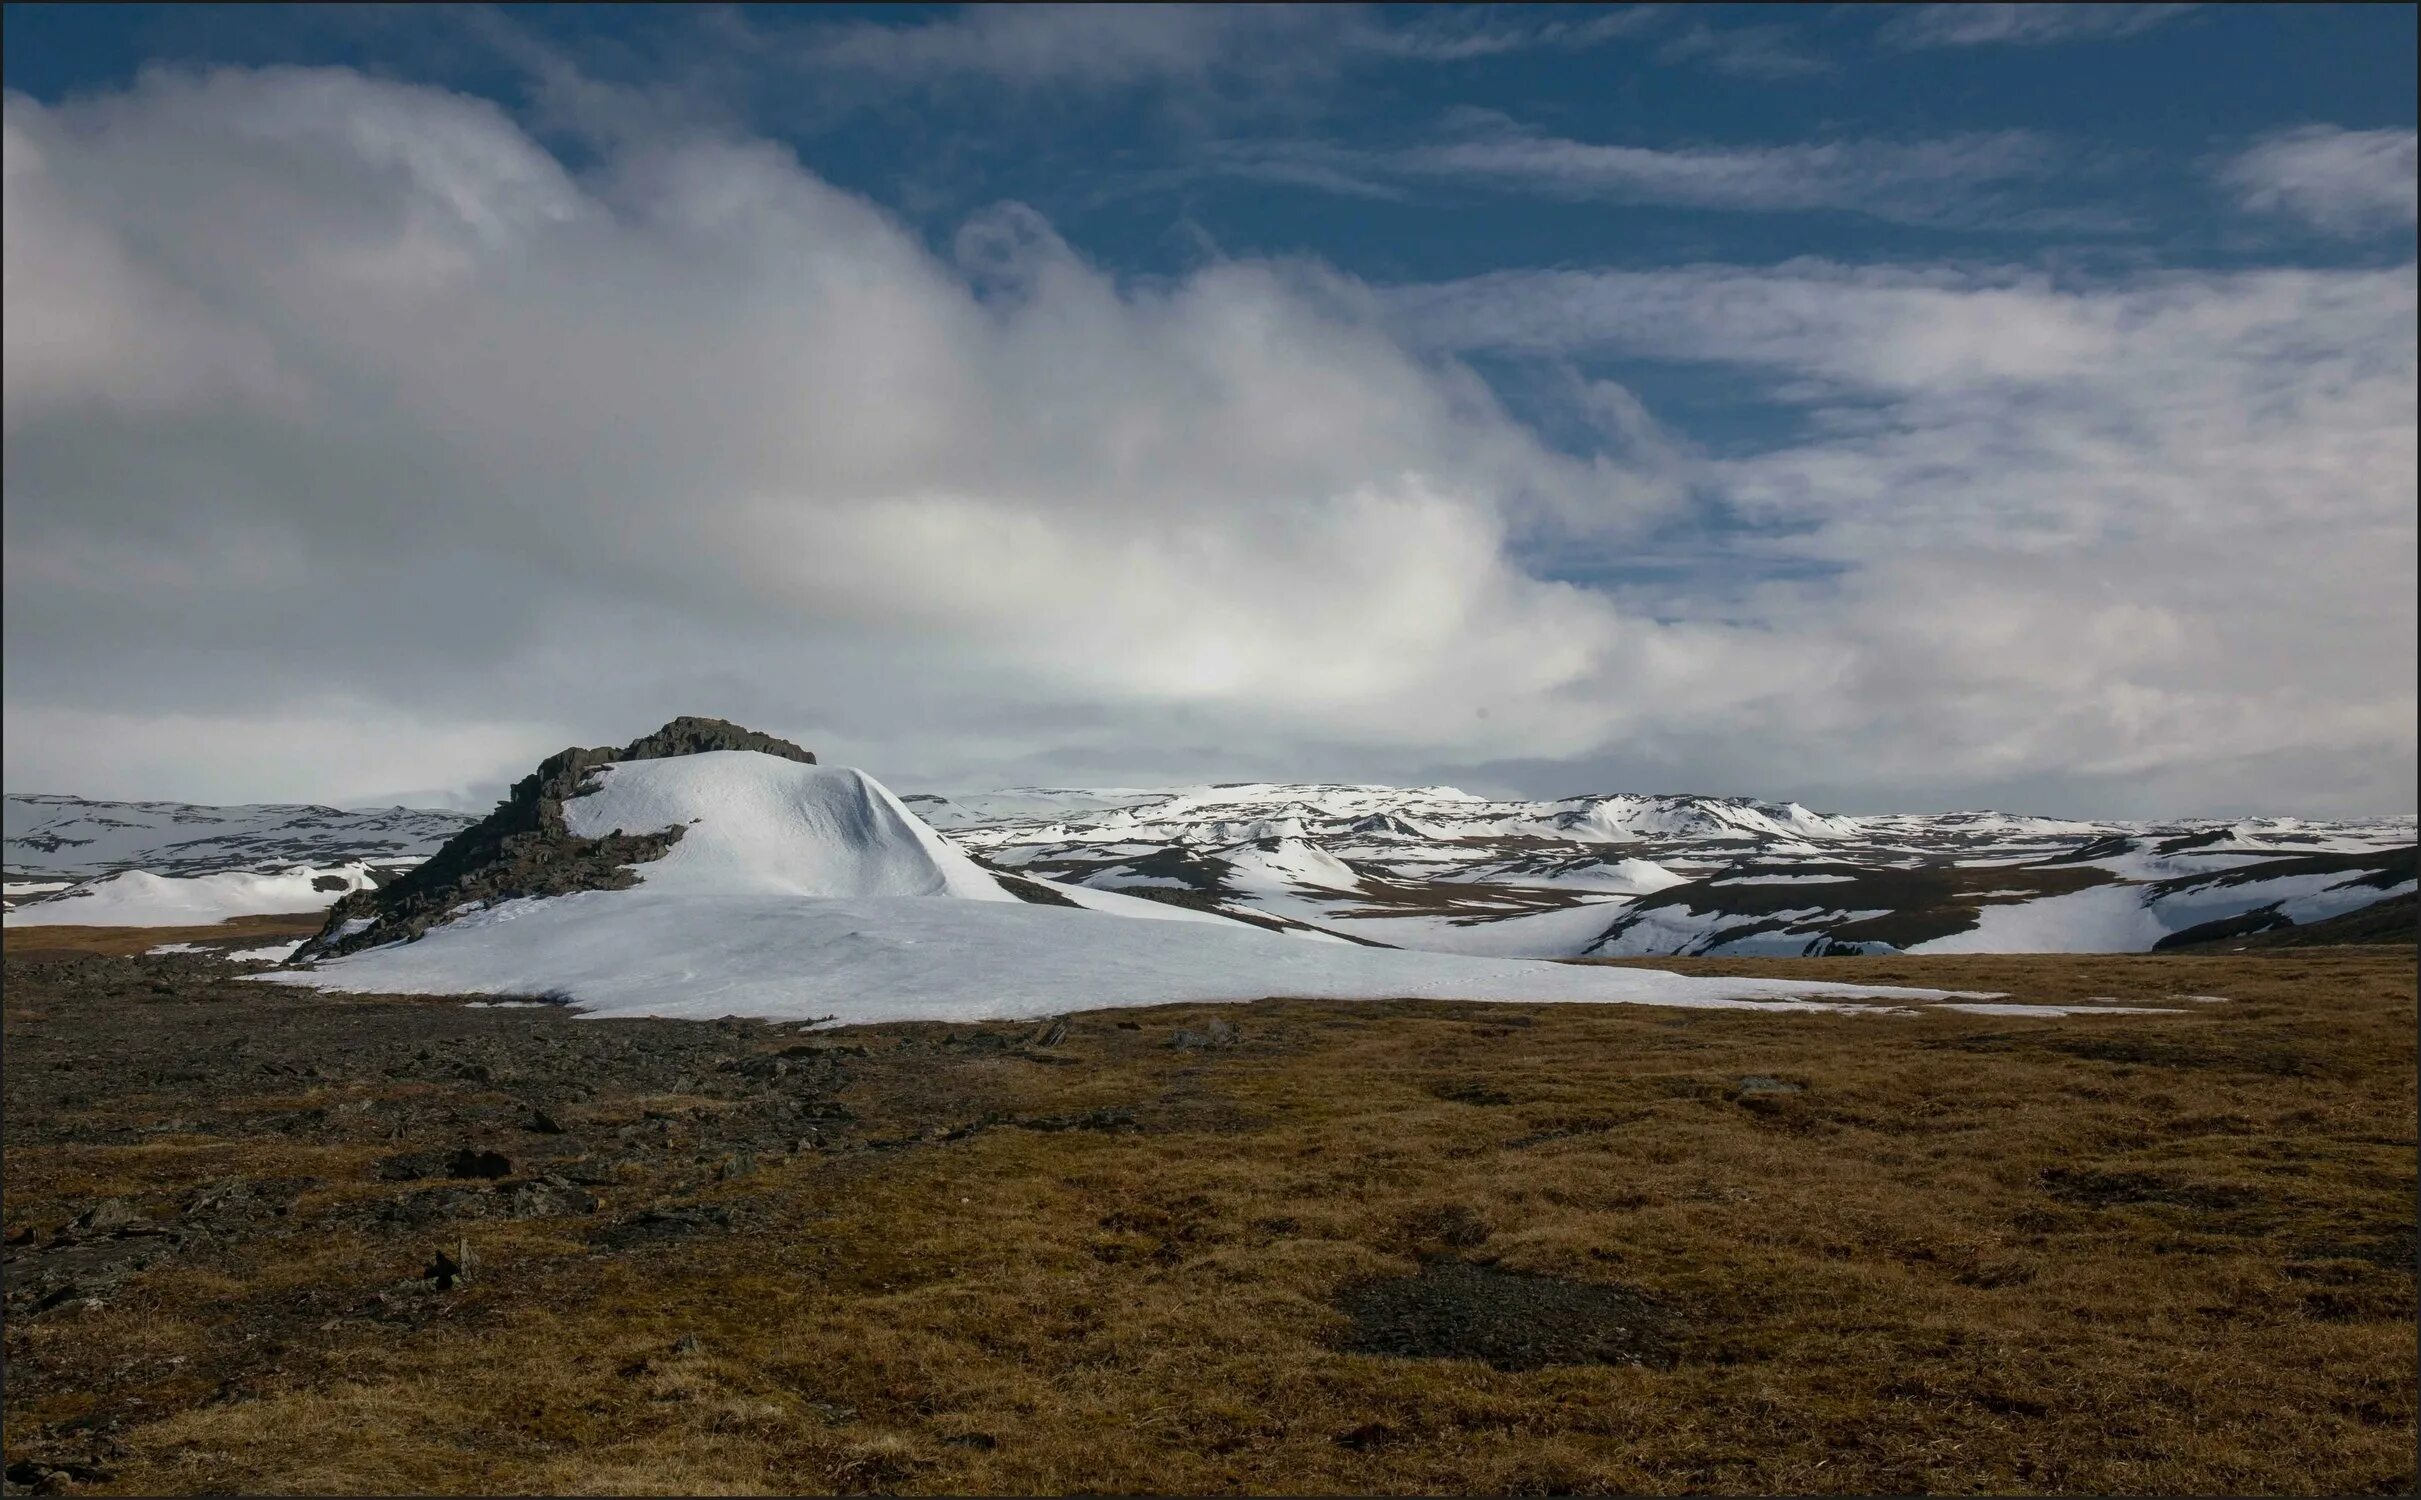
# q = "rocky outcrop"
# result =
<box><xmin>293</xmin><ymin>718</ymin><xmax>815</xmax><ymax>962</ymax></box>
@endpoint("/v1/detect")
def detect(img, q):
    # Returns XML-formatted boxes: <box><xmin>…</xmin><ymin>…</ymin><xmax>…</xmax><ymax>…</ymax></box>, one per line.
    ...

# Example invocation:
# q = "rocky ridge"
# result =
<box><xmin>295</xmin><ymin>718</ymin><xmax>816</xmax><ymax>962</ymax></box>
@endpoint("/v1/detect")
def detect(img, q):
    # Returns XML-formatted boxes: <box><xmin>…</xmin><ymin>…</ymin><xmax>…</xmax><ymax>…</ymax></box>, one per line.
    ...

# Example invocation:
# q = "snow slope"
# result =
<box><xmin>266</xmin><ymin>890</ymin><xmax>1993</xmax><ymax>1024</ymax></box>
<box><xmin>266</xmin><ymin>750</ymin><xmax>2016</xmax><ymax>1023</ymax></box>
<box><xmin>561</xmin><ymin>754</ymin><xmax>1017</xmax><ymax>902</ymax></box>
<box><xmin>4</xmin><ymin>863</ymin><xmax>385</xmax><ymax>927</ymax></box>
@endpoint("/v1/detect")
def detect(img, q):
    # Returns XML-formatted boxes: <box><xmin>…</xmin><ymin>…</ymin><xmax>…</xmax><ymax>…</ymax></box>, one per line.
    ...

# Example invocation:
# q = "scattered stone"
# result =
<box><xmin>1332</xmin><ymin>1260</ymin><xmax>1674</xmax><ymax>1371</ymax></box>
<box><xmin>4</xmin><ymin>1458</ymin><xmax>111</xmax><ymax>1494</ymax></box>
<box><xmin>592</xmin><ymin>1203</ymin><xmax>736</xmax><ymax>1251</ymax></box>
<box><xmin>376</xmin><ymin>1151</ymin><xmax>453</xmax><ymax>1182</ymax></box>
<box><xmin>1011</xmin><ymin>1107</ymin><xmax>1138</xmax><ymax>1134</ymax></box>
<box><xmin>1734</xmin><ymin>1075</ymin><xmax>1804</xmax><ymax>1098</ymax></box>
<box><xmin>780</xmin><ymin>1040</ymin><xmax>868</xmax><ymax>1059</ymax></box>
<box><xmin>498</xmin><ymin>1178</ymin><xmax>601</xmax><ymax>1219</ymax></box>
<box><xmin>65</xmin><ymin>1199</ymin><xmax>145</xmax><ymax>1239</ymax></box>
<box><xmin>1169</xmin><ymin>1018</ymin><xmax>1241</xmax><ymax>1051</ymax></box>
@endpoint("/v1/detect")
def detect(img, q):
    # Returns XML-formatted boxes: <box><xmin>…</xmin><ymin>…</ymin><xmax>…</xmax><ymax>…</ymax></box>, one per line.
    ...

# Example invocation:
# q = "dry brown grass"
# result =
<box><xmin>0</xmin><ymin>912</ymin><xmax>325</xmax><ymax>959</ymax></box>
<box><xmin>5</xmin><ymin>950</ymin><xmax>2413</xmax><ymax>1495</ymax></box>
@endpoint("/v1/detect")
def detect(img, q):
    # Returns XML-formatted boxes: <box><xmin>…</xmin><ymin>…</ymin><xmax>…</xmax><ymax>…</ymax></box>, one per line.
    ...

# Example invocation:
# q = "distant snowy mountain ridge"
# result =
<box><xmin>6</xmin><ymin>781</ymin><xmax>2411</xmax><ymax>954</ymax></box>
<box><xmin>905</xmin><ymin>782</ymin><xmax>2416</xmax><ymax>958</ymax></box>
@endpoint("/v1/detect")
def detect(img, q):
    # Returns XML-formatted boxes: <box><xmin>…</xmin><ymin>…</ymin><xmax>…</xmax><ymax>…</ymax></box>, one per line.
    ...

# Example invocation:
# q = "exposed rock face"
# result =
<box><xmin>294</xmin><ymin>718</ymin><xmax>815</xmax><ymax>962</ymax></box>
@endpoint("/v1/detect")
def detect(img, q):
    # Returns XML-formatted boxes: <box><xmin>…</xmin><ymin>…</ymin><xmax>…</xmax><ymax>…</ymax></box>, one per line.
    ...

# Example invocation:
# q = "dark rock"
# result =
<box><xmin>592</xmin><ymin>1204</ymin><xmax>735</xmax><ymax>1251</ymax></box>
<box><xmin>1331</xmin><ymin>1421</ymin><xmax>1402</xmax><ymax>1451</ymax></box>
<box><xmin>29</xmin><ymin>1284</ymin><xmax>84</xmax><ymax>1315</ymax></box>
<box><xmin>1332</xmin><ymin>1260</ymin><xmax>1674</xmax><ymax>1371</ymax></box>
<box><xmin>447</xmin><ymin>1149</ymin><xmax>513</xmax><ymax>1181</ymax></box>
<box><xmin>422</xmin><ymin>1250</ymin><xmax>462</xmax><ymax>1291</ymax></box>
<box><xmin>989</xmin><ymin>871</ymin><xmax>1083</xmax><ymax>907</ymax></box>
<box><xmin>523</xmin><ymin>1108</ymin><xmax>566</xmax><ymax>1134</ymax></box>
<box><xmin>1431</xmin><ymin>1080</ymin><xmax>1513</xmax><ymax>1106</ymax></box>
<box><xmin>941</xmin><ymin>1433</ymin><xmax>998</xmax><ymax>1450</ymax></box>
<box><xmin>5</xmin><ymin>1459</ymin><xmax>110</xmax><ymax>1494</ymax></box>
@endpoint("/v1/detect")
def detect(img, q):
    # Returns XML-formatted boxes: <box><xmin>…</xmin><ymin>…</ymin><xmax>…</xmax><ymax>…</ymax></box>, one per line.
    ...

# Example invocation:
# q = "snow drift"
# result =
<box><xmin>5</xmin><ymin>863</ymin><xmax>384</xmax><ymax>927</ymax></box>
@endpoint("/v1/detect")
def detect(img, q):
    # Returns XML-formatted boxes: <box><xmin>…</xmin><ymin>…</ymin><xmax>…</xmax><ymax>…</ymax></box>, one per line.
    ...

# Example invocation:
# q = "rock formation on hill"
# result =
<box><xmin>294</xmin><ymin>717</ymin><xmax>815</xmax><ymax>961</ymax></box>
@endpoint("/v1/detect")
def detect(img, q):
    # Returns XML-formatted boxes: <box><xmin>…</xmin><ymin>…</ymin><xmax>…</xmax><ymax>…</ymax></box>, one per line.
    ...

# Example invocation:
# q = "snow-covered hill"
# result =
<box><xmin>5</xmin><ymin>794</ymin><xmax>473</xmax><ymax>878</ymax></box>
<box><xmin>3</xmin><ymin>794</ymin><xmax>475</xmax><ymax>924</ymax></box>
<box><xmin>263</xmin><ymin>747</ymin><xmax>1996</xmax><ymax>1023</ymax></box>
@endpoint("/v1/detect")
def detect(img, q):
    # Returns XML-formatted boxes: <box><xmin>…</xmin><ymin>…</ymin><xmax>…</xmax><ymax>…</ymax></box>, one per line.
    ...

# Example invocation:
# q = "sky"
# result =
<box><xmin>3</xmin><ymin>3</ymin><xmax>2414</xmax><ymax>818</ymax></box>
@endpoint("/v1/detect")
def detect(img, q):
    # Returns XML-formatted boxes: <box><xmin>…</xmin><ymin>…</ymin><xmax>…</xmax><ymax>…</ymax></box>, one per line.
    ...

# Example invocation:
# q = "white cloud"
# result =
<box><xmin>3</xmin><ymin>67</ymin><xmax>2411</xmax><ymax>817</ymax></box>
<box><xmin>0</xmin><ymin>68</ymin><xmax>1713</xmax><ymax>799</ymax></box>
<box><xmin>1877</xmin><ymin>4</ymin><xmax>2199</xmax><ymax>50</ymax></box>
<box><xmin>1654</xmin><ymin>22</ymin><xmax>1832</xmax><ymax>78</ymax></box>
<box><xmin>765</xmin><ymin>4</ymin><xmax>1657</xmax><ymax>93</ymax></box>
<box><xmin>2219</xmin><ymin>126</ymin><xmax>2419</xmax><ymax>237</ymax></box>
<box><xmin>790</xmin><ymin>4</ymin><xmax>1321</xmax><ymax>89</ymax></box>
<box><xmin>1388</xmin><ymin>122</ymin><xmax>2061</xmax><ymax>222</ymax></box>
<box><xmin>1390</xmin><ymin>258</ymin><xmax>2418</xmax><ymax>811</ymax></box>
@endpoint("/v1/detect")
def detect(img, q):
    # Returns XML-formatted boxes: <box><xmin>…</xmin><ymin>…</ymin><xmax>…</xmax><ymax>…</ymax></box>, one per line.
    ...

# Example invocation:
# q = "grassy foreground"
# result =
<box><xmin>2</xmin><ymin>941</ymin><xmax>2413</xmax><ymax>1495</ymax></box>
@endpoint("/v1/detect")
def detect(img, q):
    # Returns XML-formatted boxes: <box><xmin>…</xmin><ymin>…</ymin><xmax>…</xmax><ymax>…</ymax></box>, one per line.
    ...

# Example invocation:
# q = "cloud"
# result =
<box><xmin>1392</xmin><ymin>258</ymin><xmax>2417</xmax><ymax>811</ymax></box>
<box><xmin>2218</xmin><ymin>126</ymin><xmax>2419</xmax><ymax>237</ymax></box>
<box><xmin>1191</xmin><ymin>119</ymin><xmax>2125</xmax><ymax>232</ymax></box>
<box><xmin>0</xmin><ymin>67</ymin><xmax>1707</xmax><ymax>801</ymax></box>
<box><xmin>1876</xmin><ymin>4</ymin><xmax>2199</xmax><ymax>50</ymax></box>
<box><xmin>1390</xmin><ymin>120</ymin><xmax>2061</xmax><ymax>222</ymax></box>
<box><xmin>765</xmin><ymin>4</ymin><xmax>1658</xmax><ymax>93</ymax></box>
<box><xmin>788</xmin><ymin>4</ymin><xmax>1327</xmax><ymax>89</ymax></box>
<box><xmin>1655</xmin><ymin>22</ymin><xmax>1832</xmax><ymax>78</ymax></box>
<box><xmin>3</xmin><ymin>67</ymin><xmax>2411</xmax><ymax>818</ymax></box>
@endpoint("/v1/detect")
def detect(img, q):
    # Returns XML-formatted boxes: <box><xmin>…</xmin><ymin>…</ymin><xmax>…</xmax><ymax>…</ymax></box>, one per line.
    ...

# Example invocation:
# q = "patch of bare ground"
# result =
<box><xmin>1</xmin><ymin>914</ymin><xmax>326</xmax><ymax>961</ymax></box>
<box><xmin>2</xmin><ymin>946</ymin><xmax>2411</xmax><ymax>1494</ymax></box>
